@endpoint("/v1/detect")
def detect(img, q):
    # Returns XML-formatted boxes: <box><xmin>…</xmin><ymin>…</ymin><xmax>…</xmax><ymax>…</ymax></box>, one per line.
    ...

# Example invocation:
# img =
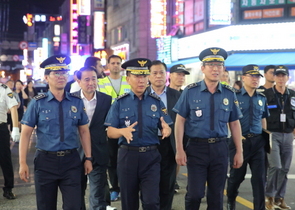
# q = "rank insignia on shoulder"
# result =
<box><xmin>187</xmin><ymin>83</ymin><xmax>198</xmax><ymax>89</ymax></box>
<box><xmin>1</xmin><ymin>84</ymin><xmax>7</xmax><ymax>88</ymax></box>
<box><xmin>34</xmin><ymin>94</ymin><xmax>47</xmax><ymax>100</ymax></box>
<box><xmin>149</xmin><ymin>93</ymin><xmax>160</xmax><ymax>100</ymax></box>
<box><xmin>257</xmin><ymin>91</ymin><xmax>266</xmax><ymax>97</ymax></box>
<box><xmin>7</xmin><ymin>92</ymin><xmax>13</xmax><ymax>98</ymax></box>
<box><xmin>161</xmin><ymin>107</ymin><xmax>168</xmax><ymax>115</ymax></box>
<box><xmin>223</xmin><ymin>84</ymin><xmax>235</xmax><ymax>92</ymax></box>
<box><xmin>117</xmin><ymin>93</ymin><xmax>129</xmax><ymax>100</ymax></box>
<box><xmin>70</xmin><ymin>93</ymin><xmax>81</xmax><ymax>99</ymax></box>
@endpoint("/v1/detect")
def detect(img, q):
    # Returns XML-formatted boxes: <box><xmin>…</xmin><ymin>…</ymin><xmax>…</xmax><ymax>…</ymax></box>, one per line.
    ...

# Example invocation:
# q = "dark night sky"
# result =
<box><xmin>8</xmin><ymin>0</ymin><xmax>65</xmax><ymax>38</ymax></box>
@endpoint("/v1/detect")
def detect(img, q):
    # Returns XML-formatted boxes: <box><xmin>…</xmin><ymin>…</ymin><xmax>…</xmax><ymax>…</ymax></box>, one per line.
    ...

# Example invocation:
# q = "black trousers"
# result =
<box><xmin>227</xmin><ymin>135</ymin><xmax>266</xmax><ymax>210</ymax></box>
<box><xmin>34</xmin><ymin>149</ymin><xmax>81</xmax><ymax>210</ymax></box>
<box><xmin>0</xmin><ymin>123</ymin><xmax>14</xmax><ymax>191</ymax></box>
<box><xmin>107</xmin><ymin>138</ymin><xmax>120</xmax><ymax>192</ymax></box>
<box><xmin>158</xmin><ymin>137</ymin><xmax>177</xmax><ymax>210</ymax></box>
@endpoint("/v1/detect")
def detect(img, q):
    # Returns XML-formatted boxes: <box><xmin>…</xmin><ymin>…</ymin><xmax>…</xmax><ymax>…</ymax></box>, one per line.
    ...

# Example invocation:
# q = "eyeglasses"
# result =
<box><xmin>50</xmin><ymin>72</ymin><xmax>69</xmax><ymax>77</ymax></box>
<box><xmin>205</xmin><ymin>63</ymin><xmax>224</xmax><ymax>68</ymax></box>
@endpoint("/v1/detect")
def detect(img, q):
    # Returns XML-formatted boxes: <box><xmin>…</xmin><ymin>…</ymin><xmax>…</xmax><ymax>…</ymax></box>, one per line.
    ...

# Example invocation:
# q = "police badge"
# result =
<box><xmin>195</xmin><ymin>110</ymin><xmax>202</xmax><ymax>117</ymax></box>
<box><xmin>258</xmin><ymin>100</ymin><xmax>263</xmax><ymax>106</ymax></box>
<box><xmin>125</xmin><ymin>117</ymin><xmax>130</xmax><ymax>127</ymax></box>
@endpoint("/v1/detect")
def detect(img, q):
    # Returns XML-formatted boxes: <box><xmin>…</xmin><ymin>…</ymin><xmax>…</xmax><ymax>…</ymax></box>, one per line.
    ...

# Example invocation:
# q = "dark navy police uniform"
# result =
<box><xmin>21</xmin><ymin>90</ymin><xmax>89</xmax><ymax>210</ymax></box>
<box><xmin>227</xmin><ymin>86</ymin><xmax>269</xmax><ymax>210</ymax></box>
<box><xmin>173</xmin><ymin>80</ymin><xmax>242</xmax><ymax>210</ymax></box>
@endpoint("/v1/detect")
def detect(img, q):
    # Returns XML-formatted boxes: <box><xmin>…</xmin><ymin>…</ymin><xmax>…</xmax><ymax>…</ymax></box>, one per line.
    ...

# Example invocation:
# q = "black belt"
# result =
<box><xmin>120</xmin><ymin>145</ymin><xmax>158</xmax><ymax>152</ymax></box>
<box><xmin>37</xmin><ymin>149</ymin><xmax>76</xmax><ymax>156</ymax></box>
<box><xmin>244</xmin><ymin>133</ymin><xmax>261</xmax><ymax>139</ymax></box>
<box><xmin>0</xmin><ymin>122</ymin><xmax>7</xmax><ymax>125</ymax></box>
<box><xmin>189</xmin><ymin>137</ymin><xmax>227</xmax><ymax>143</ymax></box>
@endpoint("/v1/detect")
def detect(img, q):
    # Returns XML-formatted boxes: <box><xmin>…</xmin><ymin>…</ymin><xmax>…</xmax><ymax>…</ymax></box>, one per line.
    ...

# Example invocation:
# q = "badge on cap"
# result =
<box><xmin>291</xmin><ymin>97</ymin><xmax>295</xmax><ymax>107</ymax></box>
<box><xmin>223</xmin><ymin>98</ymin><xmax>229</xmax><ymax>105</ymax></box>
<box><xmin>151</xmin><ymin>104</ymin><xmax>157</xmax><ymax>112</ymax></box>
<box><xmin>7</xmin><ymin>92</ymin><xmax>13</xmax><ymax>98</ymax></box>
<box><xmin>71</xmin><ymin>106</ymin><xmax>77</xmax><ymax>113</ymax></box>
<box><xmin>125</xmin><ymin>117</ymin><xmax>130</xmax><ymax>127</ymax></box>
<box><xmin>195</xmin><ymin>110</ymin><xmax>202</xmax><ymax>117</ymax></box>
<box><xmin>258</xmin><ymin>100</ymin><xmax>263</xmax><ymax>106</ymax></box>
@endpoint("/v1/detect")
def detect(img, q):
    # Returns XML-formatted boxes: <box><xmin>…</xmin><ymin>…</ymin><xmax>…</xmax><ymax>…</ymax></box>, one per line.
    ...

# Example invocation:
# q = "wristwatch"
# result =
<box><xmin>84</xmin><ymin>157</ymin><xmax>93</xmax><ymax>162</ymax></box>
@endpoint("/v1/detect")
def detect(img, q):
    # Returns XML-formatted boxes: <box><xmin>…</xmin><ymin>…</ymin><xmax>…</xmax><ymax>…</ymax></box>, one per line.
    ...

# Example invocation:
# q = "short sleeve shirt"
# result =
<box><xmin>0</xmin><ymin>84</ymin><xmax>18</xmax><ymax>122</ymax></box>
<box><xmin>105</xmin><ymin>90</ymin><xmax>173</xmax><ymax>146</ymax></box>
<box><xmin>173</xmin><ymin>80</ymin><xmax>242</xmax><ymax>138</ymax></box>
<box><xmin>21</xmin><ymin>91</ymin><xmax>89</xmax><ymax>151</ymax></box>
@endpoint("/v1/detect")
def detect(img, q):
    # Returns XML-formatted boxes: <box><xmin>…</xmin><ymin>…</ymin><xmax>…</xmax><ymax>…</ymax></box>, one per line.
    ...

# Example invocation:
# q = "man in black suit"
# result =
<box><xmin>74</xmin><ymin>66</ymin><xmax>114</xmax><ymax>210</ymax></box>
<box><xmin>147</xmin><ymin>60</ymin><xmax>181</xmax><ymax>210</ymax></box>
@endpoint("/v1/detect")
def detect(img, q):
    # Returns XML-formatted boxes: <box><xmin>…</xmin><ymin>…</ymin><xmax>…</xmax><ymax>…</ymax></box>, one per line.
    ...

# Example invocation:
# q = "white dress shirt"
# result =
<box><xmin>80</xmin><ymin>91</ymin><xmax>97</xmax><ymax>124</ymax></box>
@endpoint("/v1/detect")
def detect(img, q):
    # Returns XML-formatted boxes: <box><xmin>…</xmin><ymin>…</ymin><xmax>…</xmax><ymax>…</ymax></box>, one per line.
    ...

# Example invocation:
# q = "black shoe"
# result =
<box><xmin>227</xmin><ymin>200</ymin><xmax>236</xmax><ymax>210</ymax></box>
<box><xmin>174</xmin><ymin>181</ymin><xmax>180</xmax><ymax>193</ymax></box>
<box><xmin>3</xmin><ymin>190</ymin><xmax>16</xmax><ymax>199</ymax></box>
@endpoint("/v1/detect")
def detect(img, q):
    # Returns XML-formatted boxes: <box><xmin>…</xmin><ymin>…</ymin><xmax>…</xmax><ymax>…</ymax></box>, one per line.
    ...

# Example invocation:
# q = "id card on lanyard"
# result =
<box><xmin>272</xmin><ymin>87</ymin><xmax>289</xmax><ymax>122</ymax></box>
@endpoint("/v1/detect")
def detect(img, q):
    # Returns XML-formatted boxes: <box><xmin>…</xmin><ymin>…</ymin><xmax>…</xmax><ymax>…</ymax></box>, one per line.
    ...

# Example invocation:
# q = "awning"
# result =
<box><xmin>225</xmin><ymin>52</ymin><xmax>295</xmax><ymax>71</ymax></box>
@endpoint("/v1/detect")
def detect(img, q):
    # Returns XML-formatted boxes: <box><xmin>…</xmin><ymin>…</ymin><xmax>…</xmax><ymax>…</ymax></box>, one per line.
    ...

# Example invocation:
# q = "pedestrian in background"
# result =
<box><xmin>174</xmin><ymin>47</ymin><xmax>243</xmax><ymax>210</ymax></box>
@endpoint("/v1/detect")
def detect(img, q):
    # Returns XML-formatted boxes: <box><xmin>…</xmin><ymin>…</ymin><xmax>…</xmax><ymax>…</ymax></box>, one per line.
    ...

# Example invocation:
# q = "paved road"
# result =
<box><xmin>1</xmin><ymin>134</ymin><xmax>295</xmax><ymax>210</ymax></box>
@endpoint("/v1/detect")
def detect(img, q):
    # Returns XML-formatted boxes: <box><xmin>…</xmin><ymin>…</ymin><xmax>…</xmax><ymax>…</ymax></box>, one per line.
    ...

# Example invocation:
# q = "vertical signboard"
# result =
<box><xmin>93</xmin><ymin>11</ymin><xmax>105</xmax><ymax>49</ymax></box>
<box><xmin>209</xmin><ymin>0</ymin><xmax>231</xmax><ymax>25</ymax></box>
<box><xmin>78</xmin><ymin>15</ymin><xmax>88</xmax><ymax>44</ymax></box>
<box><xmin>156</xmin><ymin>36</ymin><xmax>172</xmax><ymax>64</ymax></box>
<box><xmin>150</xmin><ymin>0</ymin><xmax>167</xmax><ymax>38</ymax></box>
<box><xmin>79</xmin><ymin>0</ymin><xmax>91</xmax><ymax>15</ymax></box>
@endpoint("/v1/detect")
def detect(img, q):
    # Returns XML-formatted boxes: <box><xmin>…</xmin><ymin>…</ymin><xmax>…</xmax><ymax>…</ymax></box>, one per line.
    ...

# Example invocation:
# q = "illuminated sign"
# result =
<box><xmin>177</xmin><ymin>22</ymin><xmax>295</xmax><ymax>59</ymax></box>
<box><xmin>209</xmin><ymin>0</ymin><xmax>231</xmax><ymax>25</ymax></box>
<box><xmin>93</xmin><ymin>0</ymin><xmax>105</xmax><ymax>10</ymax></box>
<box><xmin>23</xmin><ymin>14</ymin><xmax>34</xmax><ymax>27</ymax></box>
<box><xmin>244</xmin><ymin>8</ymin><xmax>284</xmax><ymax>19</ymax></box>
<box><xmin>49</xmin><ymin>16</ymin><xmax>62</xmax><ymax>22</ymax></box>
<box><xmin>111</xmin><ymin>44</ymin><xmax>129</xmax><ymax>61</ymax></box>
<box><xmin>175</xmin><ymin>0</ymin><xmax>184</xmax><ymax>32</ymax></box>
<box><xmin>291</xmin><ymin>7</ymin><xmax>295</xmax><ymax>16</ymax></box>
<box><xmin>241</xmin><ymin>0</ymin><xmax>285</xmax><ymax>7</ymax></box>
<box><xmin>78</xmin><ymin>15</ymin><xmax>88</xmax><ymax>44</ymax></box>
<box><xmin>150</xmin><ymin>0</ymin><xmax>167</xmax><ymax>38</ymax></box>
<box><xmin>93</xmin><ymin>11</ymin><xmax>105</xmax><ymax>49</ymax></box>
<box><xmin>156</xmin><ymin>36</ymin><xmax>172</xmax><ymax>64</ymax></box>
<box><xmin>70</xmin><ymin>1</ymin><xmax>78</xmax><ymax>55</ymax></box>
<box><xmin>79</xmin><ymin>0</ymin><xmax>91</xmax><ymax>15</ymax></box>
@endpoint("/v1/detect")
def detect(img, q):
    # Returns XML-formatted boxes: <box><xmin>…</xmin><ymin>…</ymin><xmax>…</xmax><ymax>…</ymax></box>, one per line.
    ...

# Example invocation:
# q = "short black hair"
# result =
<box><xmin>84</xmin><ymin>57</ymin><xmax>101</xmax><ymax>68</ymax></box>
<box><xmin>107</xmin><ymin>55</ymin><xmax>122</xmax><ymax>63</ymax></box>
<box><xmin>76</xmin><ymin>66</ymin><xmax>98</xmax><ymax>80</ymax></box>
<box><xmin>149</xmin><ymin>60</ymin><xmax>167</xmax><ymax>71</ymax></box>
<box><xmin>264</xmin><ymin>65</ymin><xmax>276</xmax><ymax>73</ymax></box>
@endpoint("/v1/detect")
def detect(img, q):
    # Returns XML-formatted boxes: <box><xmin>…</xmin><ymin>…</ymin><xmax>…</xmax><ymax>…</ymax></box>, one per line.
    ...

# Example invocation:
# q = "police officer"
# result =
<box><xmin>19</xmin><ymin>55</ymin><xmax>93</xmax><ymax>210</ymax></box>
<box><xmin>264</xmin><ymin>65</ymin><xmax>294</xmax><ymax>210</ymax></box>
<box><xmin>173</xmin><ymin>47</ymin><xmax>243</xmax><ymax>210</ymax></box>
<box><xmin>0</xmin><ymin>83</ymin><xmax>20</xmax><ymax>199</ymax></box>
<box><xmin>226</xmin><ymin>65</ymin><xmax>269</xmax><ymax>210</ymax></box>
<box><xmin>104</xmin><ymin>58</ymin><xmax>173</xmax><ymax>210</ymax></box>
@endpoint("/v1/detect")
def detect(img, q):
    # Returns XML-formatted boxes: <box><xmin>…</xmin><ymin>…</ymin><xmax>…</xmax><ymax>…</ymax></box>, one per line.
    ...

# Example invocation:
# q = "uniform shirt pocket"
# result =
<box><xmin>190</xmin><ymin>104</ymin><xmax>206</xmax><ymax>122</ymax></box>
<box><xmin>39</xmin><ymin>112</ymin><xmax>58</xmax><ymax>133</ymax></box>
<box><xmin>146</xmin><ymin>111</ymin><xmax>160</xmax><ymax>129</ymax></box>
<box><xmin>219</xmin><ymin>104</ymin><xmax>231</xmax><ymax>122</ymax></box>
<box><xmin>119</xmin><ymin>111</ymin><xmax>135</xmax><ymax>128</ymax></box>
<box><xmin>67</xmin><ymin>111</ymin><xmax>82</xmax><ymax>126</ymax></box>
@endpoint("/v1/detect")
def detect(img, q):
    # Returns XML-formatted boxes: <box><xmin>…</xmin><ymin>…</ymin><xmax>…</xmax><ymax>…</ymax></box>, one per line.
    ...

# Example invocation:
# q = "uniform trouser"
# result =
<box><xmin>227</xmin><ymin>135</ymin><xmax>266</xmax><ymax>210</ymax></box>
<box><xmin>0</xmin><ymin>123</ymin><xmax>14</xmax><ymax>191</ymax></box>
<box><xmin>265</xmin><ymin>132</ymin><xmax>294</xmax><ymax>198</ymax></box>
<box><xmin>34</xmin><ymin>149</ymin><xmax>81</xmax><ymax>210</ymax></box>
<box><xmin>118</xmin><ymin>147</ymin><xmax>161</xmax><ymax>210</ymax></box>
<box><xmin>185</xmin><ymin>140</ymin><xmax>228</xmax><ymax>210</ymax></box>
<box><xmin>158</xmin><ymin>137</ymin><xmax>177</xmax><ymax>210</ymax></box>
<box><xmin>107</xmin><ymin>138</ymin><xmax>120</xmax><ymax>193</ymax></box>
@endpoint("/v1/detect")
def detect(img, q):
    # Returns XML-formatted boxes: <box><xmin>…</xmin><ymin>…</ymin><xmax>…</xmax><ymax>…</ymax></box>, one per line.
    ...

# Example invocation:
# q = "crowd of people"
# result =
<box><xmin>0</xmin><ymin>47</ymin><xmax>294</xmax><ymax>210</ymax></box>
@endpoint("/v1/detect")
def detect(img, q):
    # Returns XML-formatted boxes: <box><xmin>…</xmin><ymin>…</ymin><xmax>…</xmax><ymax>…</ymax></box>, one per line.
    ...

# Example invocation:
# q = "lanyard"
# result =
<box><xmin>272</xmin><ymin>86</ymin><xmax>289</xmax><ymax>113</ymax></box>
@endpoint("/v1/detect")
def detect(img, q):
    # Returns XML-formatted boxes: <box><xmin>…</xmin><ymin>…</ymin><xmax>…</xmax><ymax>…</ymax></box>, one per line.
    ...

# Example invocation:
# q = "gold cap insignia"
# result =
<box><xmin>138</xmin><ymin>60</ymin><xmax>147</xmax><ymax>67</ymax></box>
<box><xmin>56</xmin><ymin>57</ymin><xmax>66</xmax><ymax>64</ymax></box>
<box><xmin>210</xmin><ymin>48</ymin><xmax>220</xmax><ymax>55</ymax></box>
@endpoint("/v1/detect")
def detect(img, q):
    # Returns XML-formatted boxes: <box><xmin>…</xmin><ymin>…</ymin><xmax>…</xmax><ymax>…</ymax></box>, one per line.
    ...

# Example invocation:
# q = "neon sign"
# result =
<box><xmin>150</xmin><ymin>0</ymin><xmax>167</xmax><ymax>38</ymax></box>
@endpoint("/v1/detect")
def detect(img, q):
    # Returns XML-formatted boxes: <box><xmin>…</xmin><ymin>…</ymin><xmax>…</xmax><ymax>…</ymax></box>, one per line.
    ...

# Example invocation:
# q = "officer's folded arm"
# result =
<box><xmin>107</xmin><ymin>121</ymin><xmax>138</xmax><ymax>144</ymax></box>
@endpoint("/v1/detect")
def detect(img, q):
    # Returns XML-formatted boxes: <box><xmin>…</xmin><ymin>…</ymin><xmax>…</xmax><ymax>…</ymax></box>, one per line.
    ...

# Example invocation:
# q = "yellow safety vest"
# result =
<box><xmin>98</xmin><ymin>76</ymin><xmax>130</xmax><ymax>103</ymax></box>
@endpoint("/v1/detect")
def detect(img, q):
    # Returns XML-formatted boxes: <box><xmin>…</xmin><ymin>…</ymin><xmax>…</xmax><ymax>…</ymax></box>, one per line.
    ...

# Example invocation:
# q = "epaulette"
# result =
<box><xmin>117</xmin><ymin>93</ymin><xmax>129</xmax><ymax>100</ymax></box>
<box><xmin>235</xmin><ymin>89</ymin><xmax>241</xmax><ymax>94</ymax></box>
<box><xmin>187</xmin><ymin>83</ymin><xmax>198</xmax><ymax>89</ymax></box>
<box><xmin>222</xmin><ymin>84</ymin><xmax>235</xmax><ymax>92</ymax></box>
<box><xmin>70</xmin><ymin>92</ymin><xmax>81</xmax><ymax>99</ymax></box>
<box><xmin>34</xmin><ymin>94</ymin><xmax>47</xmax><ymax>100</ymax></box>
<box><xmin>256</xmin><ymin>88</ymin><xmax>265</xmax><ymax>93</ymax></box>
<box><xmin>257</xmin><ymin>92</ymin><xmax>266</xmax><ymax>97</ymax></box>
<box><xmin>149</xmin><ymin>93</ymin><xmax>161</xmax><ymax>100</ymax></box>
<box><xmin>1</xmin><ymin>84</ymin><xmax>7</xmax><ymax>88</ymax></box>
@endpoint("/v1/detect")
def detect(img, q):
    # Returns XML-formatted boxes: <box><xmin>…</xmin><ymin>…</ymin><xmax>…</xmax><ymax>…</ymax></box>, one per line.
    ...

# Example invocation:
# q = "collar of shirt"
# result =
<box><xmin>80</xmin><ymin>91</ymin><xmax>97</xmax><ymax>123</ymax></box>
<box><xmin>150</xmin><ymin>86</ymin><xmax>167</xmax><ymax>97</ymax></box>
<box><xmin>240</xmin><ymin>87</ymin><xmax>259</xmax><ymax>96</ymax></box>
<box><xmin>80</xmin><ymin>91</ymin><xmax>97</xmax><ymax>102</ymax></box>
<box><xmin>129</xmin><ymin>90</ymin><xmax>149</xmax><ymax>100</ymax></box>
<box><xmin>200</xmin><ymin>80</ymin><xmax>222</xmax><ymax>93</ymax></box>
<box><xmin>46</xmin><ymin>90</ymin><xmax>72</xmax><ymax>102</ymax></box>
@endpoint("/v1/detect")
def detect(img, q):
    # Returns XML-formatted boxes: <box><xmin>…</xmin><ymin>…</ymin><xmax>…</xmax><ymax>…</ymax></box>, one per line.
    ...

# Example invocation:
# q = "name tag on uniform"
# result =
<box><xmin>268</xmin><ymin>105</ymin><xmax>277</xmax><ymax>109</ymax></box>
<box><xmin>280</xmin><ymin>113</ymin><xmax>286</xmax><ymax>122</ymax></box>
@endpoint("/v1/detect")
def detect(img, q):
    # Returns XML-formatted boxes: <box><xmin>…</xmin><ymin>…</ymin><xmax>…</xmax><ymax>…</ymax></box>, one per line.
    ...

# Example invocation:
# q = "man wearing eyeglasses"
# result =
<box><xmin>173</xmin><ymin>47</ymin><xmax>243</xmax><ymax>210</ymax></box>
<box><xmin>19</xmin><ymin>54</ymin><xmax>93</xmax><ymax>210</ymax></box>
<box><xmin>226</xmin><ymin>64</ymin><xmax>269</xmax><ymax>210</ymax></box>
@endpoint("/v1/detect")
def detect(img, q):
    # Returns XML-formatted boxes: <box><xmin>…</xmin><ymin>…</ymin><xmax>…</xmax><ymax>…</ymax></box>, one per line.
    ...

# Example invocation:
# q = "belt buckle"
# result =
<box><xmin>247</xmin><ymin>134</ymin><xmax>254</xmax><ymax>138</ymax></box>
<box><xmin>208</xmin><ymin>138</ymin><xmax>216</xmax><ymax>143</ymax></box>
<box><xmin>57</xmin><ymin>151</ymin><xmax>65</xmax><ymax>156</ymax></box>
<box><xmin>139</xmin><ymin>147</ymin><xmax>147</xmax><ymax>152</ymax></box>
